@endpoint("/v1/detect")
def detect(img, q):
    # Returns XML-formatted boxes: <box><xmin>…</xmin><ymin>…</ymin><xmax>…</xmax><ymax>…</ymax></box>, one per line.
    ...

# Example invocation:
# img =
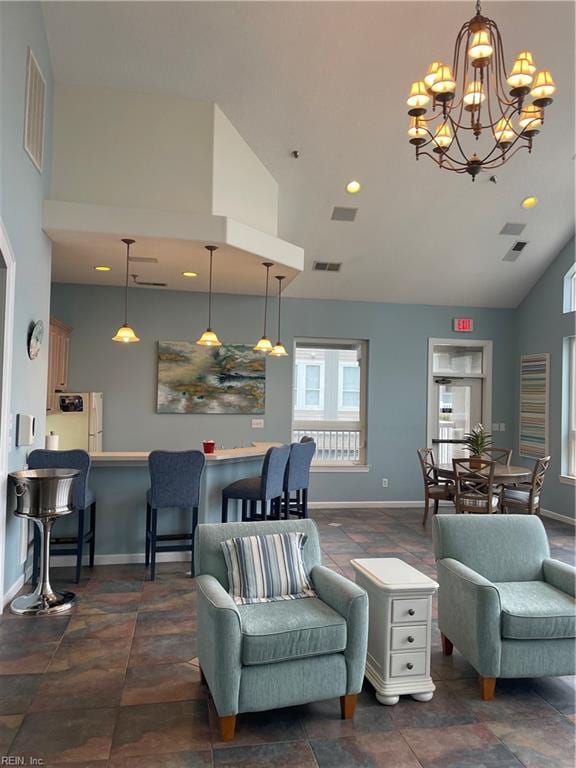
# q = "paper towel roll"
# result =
<box><xmin>45</xmin><ymin>432</ymin><xmax>59</xmax><ymax>450</ymax></box>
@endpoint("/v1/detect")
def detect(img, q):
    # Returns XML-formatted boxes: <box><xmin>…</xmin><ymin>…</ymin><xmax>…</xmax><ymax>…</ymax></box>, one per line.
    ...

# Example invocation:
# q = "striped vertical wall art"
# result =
<box><xmin>519</xmin><ymin>353</ymin><xmax>550</xmax><ymax>459</ymax></box>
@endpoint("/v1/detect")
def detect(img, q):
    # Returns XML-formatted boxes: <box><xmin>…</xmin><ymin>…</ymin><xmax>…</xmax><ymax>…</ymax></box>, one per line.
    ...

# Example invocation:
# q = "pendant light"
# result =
<box><xmin>112</xmin><ymin>238</ymin><xmax>140</xmax><ymax>343</ymax></box>
<box><xmin>253</xmin><ymin>262</ymin><xmax>274</xmax><ymax>352</ymax></box>
<box><xmin>269</xmin><ymin>275</ymin><xmax>288</xmax><ymax>357</ymax></box>
<box><xmin>196</xmin><ymin>245</ymin><xmax>221</xmax><ymax>346</ymax></box>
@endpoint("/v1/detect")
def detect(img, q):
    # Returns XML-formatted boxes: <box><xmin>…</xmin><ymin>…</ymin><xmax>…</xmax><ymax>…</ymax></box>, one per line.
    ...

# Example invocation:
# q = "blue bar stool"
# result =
<box><xmin>283</xmin><ymin>440</ymin><xmax>316</xmax><ymax>519</ymax></box>
<box><xmin>28</xmin><ymin>449</ymin><xmax>95</xmax><ymax>584</ymax></box>
<box><xmin>146</xmin><ymin>450</ymin><xmax>206</xmax><ymax>580</ymax></box>
<box><xmin>221</xmin><ymin>445</ymin><xmax>290</xmax><ymax>523</ymax></box>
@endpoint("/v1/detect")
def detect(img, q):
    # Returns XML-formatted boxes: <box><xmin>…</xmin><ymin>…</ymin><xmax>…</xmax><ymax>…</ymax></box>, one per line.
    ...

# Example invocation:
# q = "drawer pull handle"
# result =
<box><xmin>408</xmin><ymin>608</ymin><xmax>415</xmax><ymax>616</ymax></box>
<box><xmin>407</xmin><ymin>635</ymin><xmax>415</xmax><ymax>643</ymax></box>
<box><xmin>406</xmin><ymin>662</ymin><xmax>414</xmax><ymax>670</ymax></box>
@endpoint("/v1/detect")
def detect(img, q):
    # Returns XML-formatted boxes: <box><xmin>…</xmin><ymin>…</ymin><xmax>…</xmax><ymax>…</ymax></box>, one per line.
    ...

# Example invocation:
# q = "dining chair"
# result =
<box><xmin>417</xmin><ymin>448</ymin><xmax>455</xmax><ymax>526</ymax></box>
<box><xmin>146</xmin><ymin>450</ymin><xmax>206</xmax><ymax>580</ymax></box>
<box><xmin>221</xmin><ymin>445</ymin><xmax>291</xmax><ymax>522</ymax></box>
<box><xmin>283</xmin><ymin>440</ymin><xmax>316</xmax><ymax>518</ymax></box>
<box><xmin>28</xmin><ymin>449</ymin><xmax>95</xmax><ymax>584</ymax></box>
<box><xmin>482</xmin><ymin>448</ymin><xmax>512</xmax><ymax>465</ymax></box>
<box><xmin>452</xmin><ymin>458</ymin><xmax>498</xmax><ymax>514</ymax></box>
<box><xmin>501</xmin><ymin>456</ymin><xmax>551</xmax><ymax>515</ymax></box>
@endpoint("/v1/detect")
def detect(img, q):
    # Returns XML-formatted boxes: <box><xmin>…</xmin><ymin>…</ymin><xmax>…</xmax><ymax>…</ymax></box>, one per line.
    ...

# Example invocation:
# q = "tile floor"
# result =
<box><xmin>0</xmin><ymin>507</ymin><xmax>574</xmax><ymax>767</ymax></box>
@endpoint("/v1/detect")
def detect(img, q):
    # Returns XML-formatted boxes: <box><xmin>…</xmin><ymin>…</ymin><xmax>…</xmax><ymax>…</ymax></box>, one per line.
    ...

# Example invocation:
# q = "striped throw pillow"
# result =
<box><xmin>221</xmin><ymin>532</ymin><xmax>316</xmax><ymax>605</ymax></box>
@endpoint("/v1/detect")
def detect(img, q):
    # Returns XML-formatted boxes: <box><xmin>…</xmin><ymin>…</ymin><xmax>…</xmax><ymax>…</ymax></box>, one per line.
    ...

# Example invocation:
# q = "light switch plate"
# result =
<box><xmin>251</xmin><ymin>419</ymin><xmax>264</xmax><ymax>429</ymax></box>
<box><xmin>492</xmin><ymin>423</ymin><xmax>500</xmax><ymax>432</ymax></box>
<box><xmin>499</xmin><ymin>423</ymin><xmax>506</xmax><ymax>432</ymax></box>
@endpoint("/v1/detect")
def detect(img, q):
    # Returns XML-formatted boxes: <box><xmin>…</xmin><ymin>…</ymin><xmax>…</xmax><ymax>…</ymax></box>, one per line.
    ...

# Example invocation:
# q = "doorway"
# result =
<box><xmin>0</xmin><ymin>220</ymin><xmax>16</xmax><ymax>612</ymax></box>
<box><xmin>427</xmin><ymin>338</ymin><xmax>493</xmax><ymax>467</ymax></box>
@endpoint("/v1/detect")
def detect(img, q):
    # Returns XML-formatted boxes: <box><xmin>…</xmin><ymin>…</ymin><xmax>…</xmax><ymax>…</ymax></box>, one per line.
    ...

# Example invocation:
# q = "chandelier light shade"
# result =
<box><xmin>268</xmin><ymin>275</ymin><xmax>288</xmax><ymax>357</ymax></box>
<box><xmin>112</xmin><ymin>238</ymin><xmax>140</xmax><ymax>344</ymax></box>
<box><xmin>196</xmin><ymin>245</ymin><xmax>222</xmax><ymax>347</ymax></box>
<box><xmin>254</xmin><ymin>262</ymin><xmax>274</xmax><ymax>353</ymax></box>
<box><xmin>406</xmin><ymin>0</ymin><xmax>556</xmax><ymax>179</ymax></box>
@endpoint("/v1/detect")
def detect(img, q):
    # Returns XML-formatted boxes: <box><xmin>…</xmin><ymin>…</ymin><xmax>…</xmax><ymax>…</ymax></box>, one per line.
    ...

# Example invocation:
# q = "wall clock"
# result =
<box><xmin>28</xmin><ymin>320</ymin><xmax>44</xmax><ymax>360</ymax></box>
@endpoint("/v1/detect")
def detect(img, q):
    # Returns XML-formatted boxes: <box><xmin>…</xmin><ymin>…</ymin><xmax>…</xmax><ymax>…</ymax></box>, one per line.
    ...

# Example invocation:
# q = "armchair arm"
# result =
<box><xmin>543</xmin><ymin>558</ymin><xmax>576</xmax><ymax>597</ymax></box>
<box><xmin>311</xmin><ymin>565</ymin><xmax>368</xmax><ymax>694</ymax></box>
<box><xmin>196</xmin><ymin>575</ymin><xmax>242</xmax><ymax>715</ymax></box>
<box><xmin>437</xmin><ymin>558</ymin><xmax>502</xmax><ymax>678</ymax></box>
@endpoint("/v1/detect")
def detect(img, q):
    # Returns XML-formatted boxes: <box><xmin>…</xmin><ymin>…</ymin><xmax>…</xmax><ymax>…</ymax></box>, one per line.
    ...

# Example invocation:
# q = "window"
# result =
<box><xmin>567</xmin><ymin>337</ymin><xmax>576</xmax><ymax>477</ymax></box>
<box><xmin>292</xmin><ymin>340</ymin><xmax>368</xmax><ymax>465</ymax></box>
<box><xmin>294</xmin><ymin>362</ymin><xmax>324</xmax><ymax>410</ymax></box>
<box><xmin>339</xmin><ymin>363</ymin><xmax>360</xmax><ymax>410</ymax></box>
<box><xmin>563</xmin><ymin>265</ymin><xmax>576</xmax><ymax>313</ymax></box>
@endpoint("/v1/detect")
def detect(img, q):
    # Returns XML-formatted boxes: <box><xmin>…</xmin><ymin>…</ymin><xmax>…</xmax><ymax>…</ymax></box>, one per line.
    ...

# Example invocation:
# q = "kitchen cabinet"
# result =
<box><xmin>46</xmin><ymin>317</ymin><xmax>72</xmax><ymax>411</ymax></box>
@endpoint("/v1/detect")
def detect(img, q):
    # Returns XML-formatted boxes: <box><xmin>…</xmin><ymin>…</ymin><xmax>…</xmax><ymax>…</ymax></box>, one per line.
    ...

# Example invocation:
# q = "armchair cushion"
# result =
<box><xmin>495</xmin><ymin>581</ymin><xmax>576</xmax><ymax>640</ymax></box>
<box><xmin>238</xmin><ymin>598</ymin><xmax>346</xmax><ymax>665</ymax></box>
<box><xmin>502</xmin><ymin>488</ymin><xmax>539</xmax><ymax>505</ymax></box>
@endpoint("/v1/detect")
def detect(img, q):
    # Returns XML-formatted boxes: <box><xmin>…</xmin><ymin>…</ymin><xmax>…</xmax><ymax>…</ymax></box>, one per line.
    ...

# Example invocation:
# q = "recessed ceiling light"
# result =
<box><xmin>521</xmin><ymin>196</ymin><xmax>538</xmax><ymax>209</ymax></box>
<box><xmin>93</xmin><ymin>265</ymin><xmax>111</xmax><ymax>272</ymax></box>
<box><xmin>182</xmin><ymin>271</ymin><xmax>198</xmax><ymax>278</ymax></box>
<box><xmin>346</xmin><ymin>180</ymin><xmax>361</xmax><ymax>194</ymax></box>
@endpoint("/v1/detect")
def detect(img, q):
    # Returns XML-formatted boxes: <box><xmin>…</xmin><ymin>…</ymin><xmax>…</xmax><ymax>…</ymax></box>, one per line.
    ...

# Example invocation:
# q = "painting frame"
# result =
<box><xmin>156</xmin><ymin>340</ymin><xmax>266</xmax><ymax>415</ymax></box>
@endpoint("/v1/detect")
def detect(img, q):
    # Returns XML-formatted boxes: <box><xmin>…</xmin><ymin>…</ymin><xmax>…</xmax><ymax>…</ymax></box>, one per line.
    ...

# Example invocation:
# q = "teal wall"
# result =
<box><xmin>51</xmin><ymin>282</ymin><xmax>517</xmax><ymax>504</ymax></box>
<box><xmin>1</xmin><ymin>3</ymin><xmax>54</xmax><ymax>595</ymax></box>
<box><xmin>515</xmin><ymin>236</ymin><xmax>576</xmax><ymax>519</ymax></box>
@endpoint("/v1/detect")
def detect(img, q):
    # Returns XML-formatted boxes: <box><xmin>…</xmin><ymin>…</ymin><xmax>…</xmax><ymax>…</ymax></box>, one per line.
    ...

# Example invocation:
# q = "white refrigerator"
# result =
<box><xmin>46</xmin><ymin>392</ymin><xmax>103</xmax><ymax>452</ymax></box>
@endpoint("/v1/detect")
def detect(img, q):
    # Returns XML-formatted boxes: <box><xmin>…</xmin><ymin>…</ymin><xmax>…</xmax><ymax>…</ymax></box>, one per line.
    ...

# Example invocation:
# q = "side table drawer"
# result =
<box><xmin>391</xmin><ymin>624</ymin><xmax>427</xmax><ymax>651</ymax></box>
<box><xmin>391</xmin><ymin>598</ymin><xmax>428</xmax><ymax>624</ymax></box>
<box><xmin>390</xmin><ymin>651</ymin><xmax>427</xmax><ymax>678</ymax></box>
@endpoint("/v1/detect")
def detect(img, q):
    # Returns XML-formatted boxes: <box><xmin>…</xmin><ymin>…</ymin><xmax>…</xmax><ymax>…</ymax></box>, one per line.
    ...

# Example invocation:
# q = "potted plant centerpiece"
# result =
<box><xmin>464</xmin><ymin>423</ymin><xmax>493</xmax><ymax>468</ymax></box>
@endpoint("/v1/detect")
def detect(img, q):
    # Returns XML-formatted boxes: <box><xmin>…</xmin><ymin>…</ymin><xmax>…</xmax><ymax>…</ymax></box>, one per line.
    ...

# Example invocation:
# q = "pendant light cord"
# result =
<box><xmin>263</xmin><ymin>265</ymin><xmax>270</xmax><ymax>336</ymax></box>
<box><xmin>124</xmin><ymin>240</ymin><xmax>131</xmax><ymax>326</ymax></box>
<box><xmin>276</xmin><ymin>276</ymin><xmax>284</xmax><ymax>342</ymax></box>
<box><xmin>208</xmin><ymin>250</ymin><xmax>213</xmax><ymax>329</ymax></box>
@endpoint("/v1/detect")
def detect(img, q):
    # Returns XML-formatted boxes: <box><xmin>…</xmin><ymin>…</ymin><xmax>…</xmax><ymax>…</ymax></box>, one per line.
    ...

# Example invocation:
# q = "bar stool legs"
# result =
<box><xmin>149</xmin><ymin>507</ymin><xmax>158</xmax><ymax>581</ymax></box>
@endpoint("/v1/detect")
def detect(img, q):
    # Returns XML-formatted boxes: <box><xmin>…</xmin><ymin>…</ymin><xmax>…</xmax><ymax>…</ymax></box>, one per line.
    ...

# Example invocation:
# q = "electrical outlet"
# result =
<box><xmin>251</xmin><ymin>419</ymin><xmax>264</xmax><ymax>429</ymax></box>
<box><xmin>382</xmin><ymin>479</ymin><xmax>389</xmax><ymax>488</ymax></box>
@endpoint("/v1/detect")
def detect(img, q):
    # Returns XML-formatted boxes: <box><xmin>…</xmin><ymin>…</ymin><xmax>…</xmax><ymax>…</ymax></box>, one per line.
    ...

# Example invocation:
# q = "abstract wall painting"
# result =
<box><xmin>157</xmin><ymin>341</ymin><xmax>265</xmax><ymax>414</ymax></box>
<box><xmin>519</xmin><ymin>353</ymin><xmax>549</xmax><ymax>459</ymax></box>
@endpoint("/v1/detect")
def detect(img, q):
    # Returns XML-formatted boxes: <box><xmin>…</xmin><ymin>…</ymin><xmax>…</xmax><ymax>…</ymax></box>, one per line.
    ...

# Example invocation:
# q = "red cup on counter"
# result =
<box><xmin>202</xmin><ymin>440</ymin><xmax>216</xmax><ymax>455</ymax></box>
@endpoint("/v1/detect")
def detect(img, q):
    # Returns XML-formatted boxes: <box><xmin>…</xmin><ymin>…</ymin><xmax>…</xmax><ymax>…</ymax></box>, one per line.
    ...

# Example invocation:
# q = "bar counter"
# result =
<box><xmin>55</xmin><ymin>445</ymin><xmax>276</xmax><ymax>565</ymax></box>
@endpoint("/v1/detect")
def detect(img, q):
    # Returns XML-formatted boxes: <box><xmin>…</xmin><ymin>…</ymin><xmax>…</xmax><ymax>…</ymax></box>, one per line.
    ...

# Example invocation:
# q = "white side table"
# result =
<box><xmin>351</xmin><ymin>557</ymin><xmax>438</xmax><ymax>706</ymax></box>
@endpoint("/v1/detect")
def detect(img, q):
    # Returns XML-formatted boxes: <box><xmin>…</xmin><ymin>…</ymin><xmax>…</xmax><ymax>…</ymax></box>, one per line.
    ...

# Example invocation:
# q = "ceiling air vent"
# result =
<box><xmin>502</xmin><ymin>240</ymin><xmax>529</xmax><ymax>262</ymax></box>
<box><xmin>313</xmin><ymin>261</ymin><xmax>342</xmax><ymax>273</ymax></box>
<box><xmin>129</xmin><ymin>256</ymin><xmax>159</xmax><ymax>264</ymax></box>
<box><xmin>499</xmin><ymin>222</ymin><xmax>526</xmax><ymax>236</ymax></box>
<box><xmin>331</xmin><ymin>207</ymin><xmax>357</xmax><ymax>222</ymax></box>
<box><xmin>24</xmin><ymin>48</ymin><xmax>46</xmax><ymax>172</ymax></box>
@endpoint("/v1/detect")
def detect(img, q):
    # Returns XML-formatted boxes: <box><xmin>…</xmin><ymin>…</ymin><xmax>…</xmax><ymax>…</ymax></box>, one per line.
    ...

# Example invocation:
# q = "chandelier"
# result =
<box><xmin>406</xmin><ymin>0</ymin><xmax>556</xmax><ymax>180</ymax></box>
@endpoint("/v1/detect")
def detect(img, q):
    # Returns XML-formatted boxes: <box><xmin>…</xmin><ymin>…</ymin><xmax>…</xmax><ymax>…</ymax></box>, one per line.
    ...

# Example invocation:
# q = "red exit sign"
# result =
<box><xmin>453</xmin><ymin>317</ymin><xmax>474</xmax><ymax>332</ymax></box>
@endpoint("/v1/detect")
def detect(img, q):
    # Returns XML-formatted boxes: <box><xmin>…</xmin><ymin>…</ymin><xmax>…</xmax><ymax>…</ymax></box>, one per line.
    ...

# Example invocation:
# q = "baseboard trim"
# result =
<box><xmin>540</xmin><ymin>508</ymin><xmax>576</xmax><ymax>526</ymax></box>
<box><xmin>2</xmin><ymin>563</ymin><xmax>33</xmax><ymax>611</ymax></box>
<box><xmin>51</xmin><ymin>552</ymin><xmax>191</xmax><ymax>567</ymax></box>
<box><xmin>308</xmin><ymin>500</ymin><xmax>452</xmax><ymax>510</ymax></box>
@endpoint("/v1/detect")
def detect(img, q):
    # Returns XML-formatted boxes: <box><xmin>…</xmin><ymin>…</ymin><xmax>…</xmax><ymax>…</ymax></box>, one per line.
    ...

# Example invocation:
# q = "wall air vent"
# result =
<box><xmin>331</xmin><ymin>207</ymin><xmax>357</xmax><ymax>222</ymax></box>
<box><xmin>499</xmin><ymin>222</ymin><xmax>526</xmax><ymax>236</ymax></box>
<box><xmin>24</xmin><ymin>48</ymin><xmax>46</xmax><ymax>172</ymax></box>
<box><xmin>131</xmin><ymin>274</ymin><xmax>167</xmax><ymax>287</ymax></box>
<box><xmin>502</xmin><ymin>240</ymin><xmax>529</xmax><ymax>262</ymax></box>
<box><xmin>312</xmin><ymin>261</ymin><xmax>342</xmax><ymax>273</ymax></box>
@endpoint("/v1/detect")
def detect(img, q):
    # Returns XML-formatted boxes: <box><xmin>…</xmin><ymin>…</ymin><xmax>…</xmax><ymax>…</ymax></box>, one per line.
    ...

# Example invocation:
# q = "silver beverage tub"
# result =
<box><xmin>9</xmin><ymin>468</ymin><xmax>79</xmax><ymax>615</ymax></box>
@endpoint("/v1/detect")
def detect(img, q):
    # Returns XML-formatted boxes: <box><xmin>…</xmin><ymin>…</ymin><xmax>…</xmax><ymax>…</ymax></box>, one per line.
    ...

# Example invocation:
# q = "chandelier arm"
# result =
<box><xmin>417</xmin><ymin>151</ymin><xmax>468</xmax><ymax>172</ymax></box>
<box><xmin>477</xmin><ymin>143</ymin><xmax>531</xmax><ymax>170</ymax></box>
<box><xmin>446</xmin><ymin>113</ymin><xmax>475</xmax><ymax>163</ymax></box>
<box><xmin>477</xmin><ymin>129</ymin><xmax>531</xmax><ymax>166</ymax></box>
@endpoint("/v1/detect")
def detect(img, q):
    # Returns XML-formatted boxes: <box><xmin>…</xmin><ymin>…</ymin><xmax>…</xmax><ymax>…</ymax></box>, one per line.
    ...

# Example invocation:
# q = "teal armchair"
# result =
<box><xmin>433</xmin><ymin>515</ymin><xmax>576</xmax><ymax>700</ymax></box>
<box><xmin>194</xmin><ymin>519</ymin><xmax>368</xmax><ymax>740</ymax></box>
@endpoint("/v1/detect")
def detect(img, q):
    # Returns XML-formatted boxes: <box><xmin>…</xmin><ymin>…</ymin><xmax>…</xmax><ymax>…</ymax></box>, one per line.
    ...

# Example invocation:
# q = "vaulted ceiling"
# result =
<box><xmin>43</xmin><ymin>1</ymin><xmax>575</xmax><ymax>307</ymax></box>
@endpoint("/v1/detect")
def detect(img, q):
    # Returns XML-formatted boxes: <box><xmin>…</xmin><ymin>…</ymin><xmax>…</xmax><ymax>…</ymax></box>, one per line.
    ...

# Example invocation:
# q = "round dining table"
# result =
<box><xmin>437</xmin><ymin>463</ymin><xmax>533</xmax><ymax>482</ymax></box>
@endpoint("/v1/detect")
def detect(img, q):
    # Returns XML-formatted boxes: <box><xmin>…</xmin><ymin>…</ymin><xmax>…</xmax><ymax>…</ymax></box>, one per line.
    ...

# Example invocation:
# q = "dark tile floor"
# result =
<box><xmin>0</xmin><ymin>508</ymin><xmax>574</xmax><ymax>767</ymax></box>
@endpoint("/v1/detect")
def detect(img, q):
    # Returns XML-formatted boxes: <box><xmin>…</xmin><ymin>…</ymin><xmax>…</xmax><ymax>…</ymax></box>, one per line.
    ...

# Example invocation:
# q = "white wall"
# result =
<box><xmin>212</xmin><ymin>106</ymin><xmax>278</xmax><ymax>235</ymax></box>
<box><xmin>50</xmin><ymin>86</ymin><xmax>214</xmax><ymax>213</ymax></box>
